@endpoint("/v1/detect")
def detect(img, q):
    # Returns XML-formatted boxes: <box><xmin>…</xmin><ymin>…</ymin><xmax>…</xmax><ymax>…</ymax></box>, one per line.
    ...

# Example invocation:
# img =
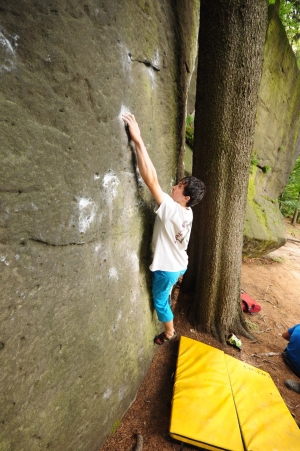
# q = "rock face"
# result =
<box><xmin>0</xmin><ymin>1</ymin><xmax>200</xmax><ymax>451</ymax></box>
<box><xmin>243</xmin><ymin>7</ymin><xmax>300</xmax><ymax>256</ymax></box>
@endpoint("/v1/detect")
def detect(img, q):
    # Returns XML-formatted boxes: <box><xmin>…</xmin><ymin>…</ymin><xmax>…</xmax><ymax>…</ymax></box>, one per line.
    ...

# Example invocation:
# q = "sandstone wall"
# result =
<box><xmin>0</xmin><ymin>1</ymin><xmax>200</xmax><ymax>450</ymax></box>
<box><xmin>243</xmin><ymin>6</ymin><xmax>300</xmax><ymax>256</ymax></box>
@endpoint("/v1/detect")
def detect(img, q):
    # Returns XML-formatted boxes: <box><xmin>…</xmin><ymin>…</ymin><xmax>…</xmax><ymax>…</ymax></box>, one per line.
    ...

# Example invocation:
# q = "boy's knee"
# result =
<box><xmin>153</xmin><ymin>298</ymin><xmax>173</xmax><ymax>323</ymax></box>
<box><xmin>156</xmin><ymin>309</ymin><xmax>173</xmax><ymax>323</ymax></box>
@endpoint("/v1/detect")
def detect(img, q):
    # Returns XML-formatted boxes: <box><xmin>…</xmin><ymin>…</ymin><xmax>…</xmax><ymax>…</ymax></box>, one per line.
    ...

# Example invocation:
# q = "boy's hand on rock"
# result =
<box><xmin>122</xmin><ymin>113</ymin><xmax>142</xmax><ymax>144</ymax></box>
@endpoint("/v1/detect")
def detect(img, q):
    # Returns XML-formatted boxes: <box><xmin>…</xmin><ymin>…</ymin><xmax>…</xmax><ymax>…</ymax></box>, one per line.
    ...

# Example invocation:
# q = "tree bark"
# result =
<box><xmin>292</xmin><ymin>193</ymin><xmax>300</xmax><ymax>225</ymax></box>
<box><xmin>292</xmin><ymin>209</ymin><xmax>299</xmax><ymax>226</ymax></box>
<box><xmin>183</xmin><ymin>0</ymin><xmax>269</xmax><ymax>342</ymax></box>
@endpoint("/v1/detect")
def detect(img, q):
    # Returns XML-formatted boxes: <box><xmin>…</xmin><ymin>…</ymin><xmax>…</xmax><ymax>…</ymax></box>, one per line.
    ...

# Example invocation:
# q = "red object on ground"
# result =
<box><xmin>241</xmin><ymin>291</ymin><xmax>261</xmax><ymax>314</ymax></box>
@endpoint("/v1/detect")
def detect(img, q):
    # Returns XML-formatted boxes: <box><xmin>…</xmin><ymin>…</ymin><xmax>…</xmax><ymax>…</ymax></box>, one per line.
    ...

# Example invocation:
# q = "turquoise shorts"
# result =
<box><xmin>152</xmin><ymin>269</ymin><xmax>186</xmax><ymax>323</ymax></box>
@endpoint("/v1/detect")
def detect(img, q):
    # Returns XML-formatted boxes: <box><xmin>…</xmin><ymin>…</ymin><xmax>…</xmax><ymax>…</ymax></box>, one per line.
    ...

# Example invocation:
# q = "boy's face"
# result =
<box><xmin>171</xmin><ymin>180</ymin><xmax>190</xmax><ymax>207</ymax></box>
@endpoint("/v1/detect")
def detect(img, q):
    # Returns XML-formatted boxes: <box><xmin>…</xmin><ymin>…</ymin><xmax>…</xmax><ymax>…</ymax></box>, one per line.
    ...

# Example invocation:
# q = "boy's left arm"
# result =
<box><xmin>122</xmin><ymin>113</ymin><xmax>164</xmax><ymax>205</ymax></box>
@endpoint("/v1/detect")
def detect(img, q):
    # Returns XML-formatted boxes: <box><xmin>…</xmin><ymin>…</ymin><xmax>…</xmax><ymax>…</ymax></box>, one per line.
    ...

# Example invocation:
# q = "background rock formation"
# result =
<box><xmin>243</xmin><ymin>8</ymin><xmax>300</xmax><ymax>256</ymax></box>
<box><xmin>0</xmin><ymin>1</ymin><xmax>200</xmax><ymax>450</ymax></box>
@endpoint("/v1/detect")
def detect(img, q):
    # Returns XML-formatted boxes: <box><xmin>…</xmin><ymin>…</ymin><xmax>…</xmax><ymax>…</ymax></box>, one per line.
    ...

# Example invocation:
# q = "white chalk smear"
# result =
<box><xmin>130</xmin><ymin>292</ymin><xmax>137</xmax><ymax>305</ymax></box>
<box><xmin>94</xmin><ymin>173</ymin><xmax>100</xmax><ymax>180</ymax></box>
<box><xmin>76</xmin><ymin>197</ymin><xmax>97</xmax><ymax>233</ymax></box>
<box><xmin>102</xmin><ymin>172</ymin><xmax>120</xmax><ymax>200</ymax></box>
<box><xmin>103</xmin><ymin>388</ymin><xmax>112</xmax><ymax>400</ymax></box>
<box><xmin>0</xmin><ymin>31</ymin><xmax>17</xmax><ymax>74</ymax></box>
<box><xmin>147</xmin><ymin>63</ymin><xmax>155</xmax><ymax>88</ymax></box>
<box><xmin>116</xmin><ymin>310</ymin><xmax>122</xmax><ymax>322</ymax></box>
<box><xmin>129</xmin><ymin>252</ymin><xmax>139</xmax><ymax>273</ymax></box>
<box><xmin>153</xmin><ymin>49</ymin><xmax>160</xmax><ymax>69</ymax></box>
<box><xmin>108</xmin><ymin>267</ymin><xmax>119</xmax><ymax>280</ymax></box>
<box><xmin>119</xmin><ymin>42</ymin><xmax>132</xmax><ymax>79</ymax></box>
<box><xmin>118</xmin><ymin>104</ymin><xmax>131</xmax><ymax>122</ymax></box>
<box><xmin>119</xmin><ymin>386</ymin><xmax>128</xmax><ymax>401</ymax></box>
<box><xmin>12</xmin><ymin>34</ymin><xmax>19</xmax><ymax>47</ymax></box>
<box><xmin>0</xmin><ymin>255</ymin><xmax>9</xmax><ymax>266</ymax></box>
<box><xmin>147</xmin><ymin>49</ymin><xmax>160</xmax><ymax>90</ymax></box>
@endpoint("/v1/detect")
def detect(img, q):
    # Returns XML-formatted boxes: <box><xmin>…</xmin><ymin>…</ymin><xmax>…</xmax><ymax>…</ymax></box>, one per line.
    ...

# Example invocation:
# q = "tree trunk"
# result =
<box><xmin>292</xmin><ymin>209</ymin><xmax>299</xmax><ymax>225</ymax></box>
<box><xmin>183</xmin><ymin>0</ymin><xmax>269</xmax><ymax>342</ymax></box>
<box><xmin>292</xmin><ymin>193</ymin><xmax>300</xmax><ymax>225</ymax></box>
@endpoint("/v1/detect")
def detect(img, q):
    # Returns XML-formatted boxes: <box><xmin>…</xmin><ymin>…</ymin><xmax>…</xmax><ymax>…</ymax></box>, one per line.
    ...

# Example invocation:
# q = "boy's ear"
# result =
<box><xmin>184</xmin><ymin>195</ymin><xmax>190</xmax><ymax>205</ymax></box>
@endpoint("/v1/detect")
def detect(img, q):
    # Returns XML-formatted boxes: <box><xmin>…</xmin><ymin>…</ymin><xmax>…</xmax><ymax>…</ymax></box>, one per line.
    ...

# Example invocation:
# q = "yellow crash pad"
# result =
<box><xmin>170</xmin><ymin>336</ymin><xmax>244</xmax><ymax>451</ymax></box>
<box><xmin>226</xmin><ymin>355</ymin><xmax>300</xmax><ymax>451</ymax></box>
<box><xmin>170</xmin><ymin>336</ymin><xmax>300</xmax><ymax>450</ymax></box>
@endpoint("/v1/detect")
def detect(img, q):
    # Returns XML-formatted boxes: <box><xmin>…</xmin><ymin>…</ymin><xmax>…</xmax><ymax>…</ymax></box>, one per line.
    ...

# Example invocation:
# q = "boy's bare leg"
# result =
<box><xmin>164</xmin><ymin>320</ymin><xmax>175</xmax><ymax>338</ymax></box>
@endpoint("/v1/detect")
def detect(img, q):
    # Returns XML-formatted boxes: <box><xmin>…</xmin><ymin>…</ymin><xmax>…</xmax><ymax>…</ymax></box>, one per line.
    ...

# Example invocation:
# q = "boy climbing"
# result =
<box><xmin>122</xmin><ymin>113</ymin><xmax>206</xmax><ymax>345</ymax></box>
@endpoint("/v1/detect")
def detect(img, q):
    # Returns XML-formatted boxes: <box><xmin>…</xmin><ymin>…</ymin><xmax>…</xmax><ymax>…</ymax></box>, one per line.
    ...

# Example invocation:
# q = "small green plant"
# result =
<box><xmin>245</xmin><ymin>318</ymin><xmax>260</xmax><ymax>332</ymax></box>
<box><xmin>250</xmin><ymin>151</ymin><xmax>259</xmax><ymax>167</ymax></box>
<box><xmin>269</xmin><ymin>256</ymin><xmax>284</xmax><ymax>263</ymax></box>
<box><xmin>280</xmin><ymin>154</ymin><xmax>300</xmax><ymax>218</ymax></box>
<box><xmin>110</xmin><ymin>419</ymin><xmax>120</xmax><ymax>435</ymax></box>
<box><xmin>250</xmin><ymin>151</ymin><xmax>259</xmax><ymax>174</ymax></box>
<box><xmin>262</xmin><ymin>165</ymin><xmax>271</xmax><ymax>173</ymax></box>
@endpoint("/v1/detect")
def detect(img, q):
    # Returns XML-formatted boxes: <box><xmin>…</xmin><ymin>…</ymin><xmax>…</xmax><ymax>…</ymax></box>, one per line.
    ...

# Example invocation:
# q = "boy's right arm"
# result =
<box><xmin>122</xmin><ymin>113</ymin><xmax>164</xmax><ymax>205</ymax></box>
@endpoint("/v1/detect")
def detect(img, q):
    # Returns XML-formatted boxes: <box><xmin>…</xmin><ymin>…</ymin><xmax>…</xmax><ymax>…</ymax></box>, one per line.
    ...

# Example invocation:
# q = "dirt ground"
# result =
<box><xmin>100</xmin><ymin>219</ymin><xmax>300</xmax><ymax>451</ymax></box>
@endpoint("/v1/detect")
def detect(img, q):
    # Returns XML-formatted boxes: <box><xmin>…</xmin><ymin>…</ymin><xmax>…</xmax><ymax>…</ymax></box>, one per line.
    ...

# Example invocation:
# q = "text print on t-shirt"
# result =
<box><xmin>175</xmin><ymin>220</ymin><xmax>192</xmax><ymax>244</ymax></box>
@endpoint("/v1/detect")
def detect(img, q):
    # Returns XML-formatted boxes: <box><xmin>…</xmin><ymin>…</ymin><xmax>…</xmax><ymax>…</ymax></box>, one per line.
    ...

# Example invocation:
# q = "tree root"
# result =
<box><xmin>188</xmin><ymin>295</ymin><xmax>257</xmax><ymax>343</ymax></box>
<box><xmin>196</xmin><ymin>316</ymin><xmax>256</xmax><ymax>344</ymax></box>
<box><xmin>233</xmin><ymin>314</ymin><xmax>256</xmax><ymax>341</ymax></box>
<box><xmin>255</xmin><ymin>327</ymin><xmax>272</xmax><ymax>334</ymax></box>
<box><xmin>134</xmin><ymin>433</ymin><xmax>143</xmax><ymax>451</ymax></box>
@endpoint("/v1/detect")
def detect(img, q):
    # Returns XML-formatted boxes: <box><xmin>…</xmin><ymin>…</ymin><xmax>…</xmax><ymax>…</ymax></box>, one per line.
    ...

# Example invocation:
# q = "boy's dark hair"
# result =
<box><xmin>181</xmin><ymin>176</ymin><xmax>206</xmax><ymax>207</ymax></box>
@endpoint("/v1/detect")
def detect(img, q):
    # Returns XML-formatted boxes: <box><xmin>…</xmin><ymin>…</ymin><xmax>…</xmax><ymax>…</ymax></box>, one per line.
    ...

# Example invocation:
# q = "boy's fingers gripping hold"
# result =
<box><xmin>122</xmin><ymin>113</ymin><xmax>141</xmax><ymax>144</ymax></box>
<box><xmin>122</xmin><ymin>113</ymin><xmax>135</xmax><ymax>126</ymax></box>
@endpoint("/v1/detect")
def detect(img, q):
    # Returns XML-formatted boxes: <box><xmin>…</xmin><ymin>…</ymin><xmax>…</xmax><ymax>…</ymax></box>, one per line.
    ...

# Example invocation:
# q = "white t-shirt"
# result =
<box><xmin>149</xmin><ymin>192</ymin><xmax>193</xmax><ymax>272</ymax></box>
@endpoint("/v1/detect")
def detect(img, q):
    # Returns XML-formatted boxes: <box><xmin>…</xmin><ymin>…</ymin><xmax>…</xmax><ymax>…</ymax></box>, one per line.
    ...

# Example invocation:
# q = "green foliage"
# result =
<box><xmin>250</xmin><ymin>150</ymin><xmax>258</xmax><ymax>174</ymax></box>
<box><xmin>262</xmin><ymin>165</ymin><xmax>272</xmax><ymax>173</ymax></box>
<box><xmin>250</xmin><ymin>152</ymin><xmax>259</xmax><ymax>166</ymax></box>
<box><xmin>245</xmin><ymin>318</ymin><xmax>260</xmax><ymax>332</ymax></box>
<box><xmin>250</xmin><ymin>151</ymin><xmax>272</xmax><ymax>174</ymax></box>
<box><xmin>110</xmin><ymin>419</ymin><xmax>120</xmax><ymax>435</ymax></box>
<box><xmin>269</xmin><ymin>0</ymin><xmax>300</xmax><ymax>67</ymax></box>
<box><xmin>279</xmin><ymin>154</ymin><xmax>300</xmax><ymax>216</ymax></box>
<box><xmin>250</xmin><ymin>151</ymin><xmax>259</xmax><ymax>174</ymax></box>
<box><xmin>279</xmin><ymin>0</ymin><xmax>300</xmax><ymax>42</ymax></box>
<box><xmin>269</xmin><ymin>256</ymin><xmax>285</xmax><ymax>262</ymax></box>
<box><xmin>185</xmin><ymin>114</ymin><xmax>194</xmax><ymax>149</ymax></box>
